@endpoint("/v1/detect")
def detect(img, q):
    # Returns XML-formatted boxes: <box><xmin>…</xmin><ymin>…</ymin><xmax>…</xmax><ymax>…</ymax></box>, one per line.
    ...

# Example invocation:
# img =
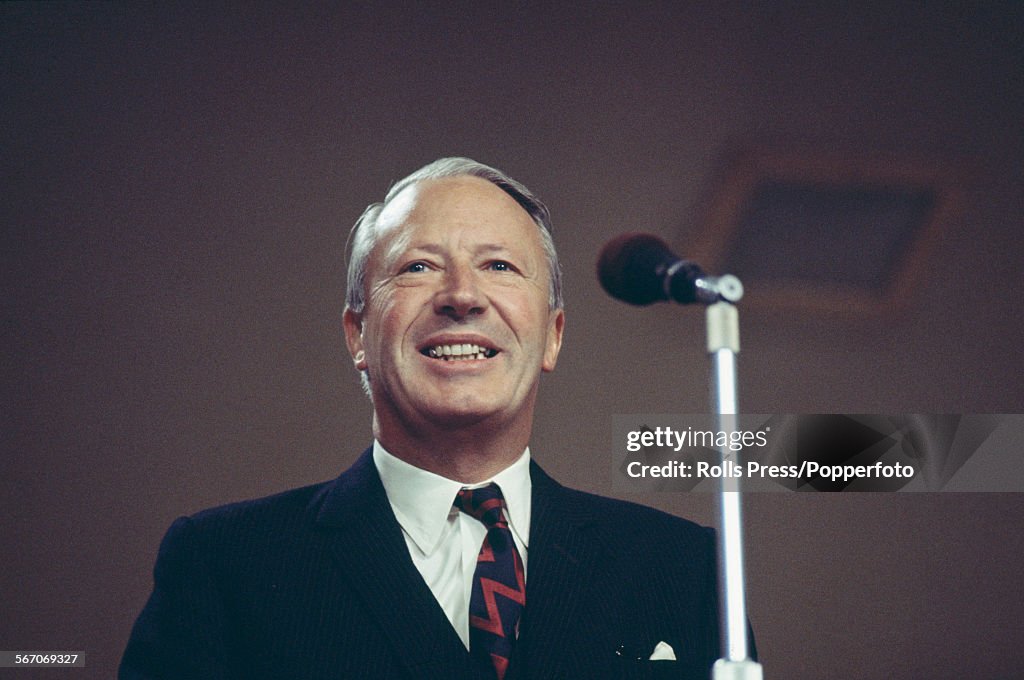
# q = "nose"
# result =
<box><xmin>434</xmin><ymin>263</ymin><xmax>487</xmax><ymax>319</ymax></box>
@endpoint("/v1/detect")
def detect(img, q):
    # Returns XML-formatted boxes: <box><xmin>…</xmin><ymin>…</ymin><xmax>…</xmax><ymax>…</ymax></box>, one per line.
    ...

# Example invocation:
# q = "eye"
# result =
<box><xmin>487</xmin><ymin>260</ymin><xmax>515</xmax><ymax>272</ymax></box>
<box><xmin>403</xmin><ymin>261</ymin><xmax>430</xmax><ymax>273</ymax></box>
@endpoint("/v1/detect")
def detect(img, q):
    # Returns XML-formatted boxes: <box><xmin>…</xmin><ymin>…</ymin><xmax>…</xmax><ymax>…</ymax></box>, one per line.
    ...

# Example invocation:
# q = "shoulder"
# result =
<box><xmin>532</xmin><ymin>462</ymin><xmax>715</xmax><ymax>556</ymax></box>
<box><xmin>153</xmin><ymin>449</ymin><xmax>380</xmax><ymax>566</ymax></box>
<box><xmin>185</xmin><ymin>480</ymin><xmax>329</xmax><ymax>532</ymax></box>
<box><xmin>561</xmin><ymin>484</ymin><xmax>713</xmax><ymax>546</ymax></box>
<box><xmin>151</xmin><ymin>481</ymin><xmax>332</xmax><ymax>570</ymax></box>
<box><xmin>166</xmin><ymin>448</ymin><xmax>377</xmax><ymax>544</ymax></box>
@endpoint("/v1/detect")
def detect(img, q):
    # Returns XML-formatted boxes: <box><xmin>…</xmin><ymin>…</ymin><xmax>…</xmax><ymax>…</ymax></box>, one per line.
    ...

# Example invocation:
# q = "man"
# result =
<box><xmin>121</xmin><ymin>158</ymin><xmax>723</xmax><ymax>679</ymax></box>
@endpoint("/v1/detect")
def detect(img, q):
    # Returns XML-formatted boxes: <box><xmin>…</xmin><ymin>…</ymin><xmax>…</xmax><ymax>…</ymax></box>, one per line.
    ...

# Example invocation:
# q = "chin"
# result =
<box><xmin>427</xmin><ymin>403</ymin><xmax>501</xmax><ymax>426</ymax></box>
<box><xmin>421</xmin><ymin>395</ymin><xmax>515</xmax><ymax>428</ymax></box>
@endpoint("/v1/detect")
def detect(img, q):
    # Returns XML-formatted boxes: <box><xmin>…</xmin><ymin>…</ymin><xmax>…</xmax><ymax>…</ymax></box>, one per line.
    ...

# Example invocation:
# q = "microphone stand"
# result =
<box><xmin>701</xmin><ymin>279</ymin><xmax>763</xmax><ymax>680</ymax></box>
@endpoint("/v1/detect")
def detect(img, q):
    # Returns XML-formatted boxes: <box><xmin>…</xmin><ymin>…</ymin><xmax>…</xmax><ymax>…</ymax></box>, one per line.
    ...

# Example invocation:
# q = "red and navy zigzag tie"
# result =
<box><xmin>455</xmin><ymin>483</ymin><xmax>525</xmax><ymax>680</ymax></box>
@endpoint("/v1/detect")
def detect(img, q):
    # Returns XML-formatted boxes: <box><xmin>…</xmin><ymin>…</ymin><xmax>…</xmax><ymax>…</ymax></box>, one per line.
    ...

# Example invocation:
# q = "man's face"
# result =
<box><xmin>344</xmin><ymin>176</ymin><xmax>564</xmax><ymax>438</ymax></box>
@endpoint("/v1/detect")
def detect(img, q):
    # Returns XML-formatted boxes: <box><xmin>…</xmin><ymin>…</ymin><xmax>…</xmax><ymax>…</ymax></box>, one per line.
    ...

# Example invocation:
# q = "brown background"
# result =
<box><xmin>2</xmin><ymin>3</ymin><xmax>1022</xmax><ymax>678</ymax></box>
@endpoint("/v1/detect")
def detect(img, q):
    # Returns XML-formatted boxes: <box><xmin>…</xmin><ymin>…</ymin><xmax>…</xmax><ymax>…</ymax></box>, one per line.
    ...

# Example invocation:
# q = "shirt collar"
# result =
<box><xmin>373</xmin><ymin>440</ymin><xmax>532</xmax><ymax>556</ymax></box>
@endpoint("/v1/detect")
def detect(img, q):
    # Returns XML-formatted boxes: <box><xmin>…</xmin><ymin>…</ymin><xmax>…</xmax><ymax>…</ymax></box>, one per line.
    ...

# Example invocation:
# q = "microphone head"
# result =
<box><xmin>597</xmin><ymin>232</ymin><xmax>675</xmax><ymax>306</ymax></box>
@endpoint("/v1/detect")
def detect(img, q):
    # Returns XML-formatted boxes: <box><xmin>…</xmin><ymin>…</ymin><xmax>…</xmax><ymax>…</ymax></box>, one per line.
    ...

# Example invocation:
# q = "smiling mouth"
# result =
<box><xmin>421</xmin><ymin>343</ymin><xmax>499</xmax><ymax>361</ymax></box>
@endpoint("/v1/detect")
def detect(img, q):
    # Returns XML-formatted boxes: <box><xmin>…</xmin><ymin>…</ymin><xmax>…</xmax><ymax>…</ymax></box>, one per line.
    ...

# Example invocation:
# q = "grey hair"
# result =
<box><xmin>345</xmin><ymin>157</ymin><xmax>563</xmax><ymax>315</ymax></box>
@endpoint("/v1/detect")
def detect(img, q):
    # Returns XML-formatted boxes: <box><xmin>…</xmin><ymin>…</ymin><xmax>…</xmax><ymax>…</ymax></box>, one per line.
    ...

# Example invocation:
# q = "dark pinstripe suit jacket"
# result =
<box><xmin>120</xmin><ymin>449</ymin><xmax>722</xmax><ymax>679</ymax></box>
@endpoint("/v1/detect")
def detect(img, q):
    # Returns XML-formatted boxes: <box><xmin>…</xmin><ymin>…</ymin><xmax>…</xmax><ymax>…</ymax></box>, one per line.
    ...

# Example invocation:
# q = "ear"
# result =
<box><xmin>541</xmin><ymin>308</ymin><xmax>565</xmax><ymax>372</ymax></box>
<box><xmin>343</xmin><ymin>307</ymin><xmax>368</xmax><ymax>370</ymax></box>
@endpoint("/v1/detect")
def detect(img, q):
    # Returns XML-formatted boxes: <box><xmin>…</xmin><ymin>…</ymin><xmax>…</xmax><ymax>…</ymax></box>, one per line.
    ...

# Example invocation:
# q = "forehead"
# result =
<box><xmin>373</xmin><ymin>176</ymin><xmax>541</xmax><ymax>252</ymax></box>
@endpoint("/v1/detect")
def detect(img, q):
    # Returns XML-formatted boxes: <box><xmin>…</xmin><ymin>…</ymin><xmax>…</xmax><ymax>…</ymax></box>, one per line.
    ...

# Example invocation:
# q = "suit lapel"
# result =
<box><xmin>517</xmin><ymin>462</ymin><xmax>617</xmax><ymax>679</ymax></box>
<box><xmin>313</xmin><ymin>449</ymin><xmax>477</xmax><ymax>680</ymax></box>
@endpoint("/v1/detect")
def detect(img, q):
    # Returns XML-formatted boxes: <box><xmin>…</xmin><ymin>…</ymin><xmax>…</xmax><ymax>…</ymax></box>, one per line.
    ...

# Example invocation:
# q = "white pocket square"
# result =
<box><xmin>648</xmin><ymin>640</ymin><xmax>677</xmax><ymax>661</ymax></box>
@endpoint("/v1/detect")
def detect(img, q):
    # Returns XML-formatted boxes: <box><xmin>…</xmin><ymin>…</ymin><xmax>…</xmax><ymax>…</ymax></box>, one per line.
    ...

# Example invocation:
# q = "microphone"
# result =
<box><xmin>597</xmin><ymin>233</ymin><xmax>743</xmax><ymax>306</ymax></box>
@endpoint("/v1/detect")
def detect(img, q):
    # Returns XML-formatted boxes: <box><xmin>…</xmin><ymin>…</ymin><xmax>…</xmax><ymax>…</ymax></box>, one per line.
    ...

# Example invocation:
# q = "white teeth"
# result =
<box><xmin>425</xmin><ymin>343</ymin><xmax>495</xmax><ymax>360</ymax></box>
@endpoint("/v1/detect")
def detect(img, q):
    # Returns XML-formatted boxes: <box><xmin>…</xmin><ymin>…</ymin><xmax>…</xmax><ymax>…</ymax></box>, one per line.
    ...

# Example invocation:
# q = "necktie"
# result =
<box><xmin>454</xmin><ymin>483</ymin><xmax>526</xmax><ymax>680</ymax></box>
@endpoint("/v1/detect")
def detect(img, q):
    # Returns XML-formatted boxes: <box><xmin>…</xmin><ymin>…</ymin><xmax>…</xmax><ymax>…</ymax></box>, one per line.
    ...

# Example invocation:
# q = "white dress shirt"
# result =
<box><xmin>372</xmin><ymin>441</ymin><xmax>532</xmax><ymax>649</ymax></box>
